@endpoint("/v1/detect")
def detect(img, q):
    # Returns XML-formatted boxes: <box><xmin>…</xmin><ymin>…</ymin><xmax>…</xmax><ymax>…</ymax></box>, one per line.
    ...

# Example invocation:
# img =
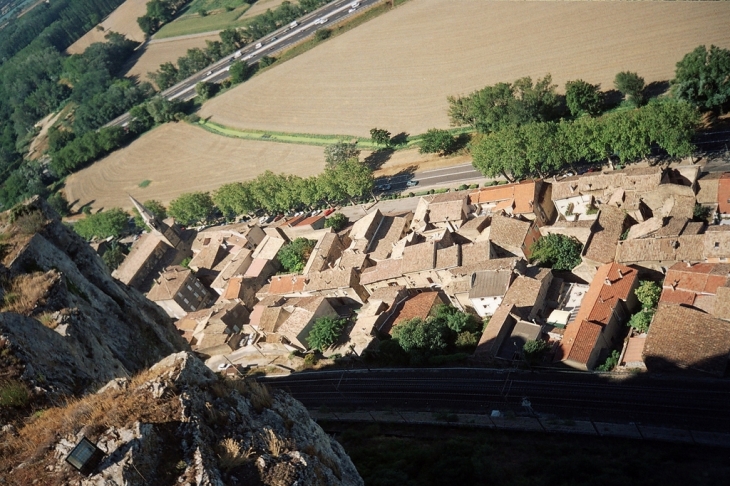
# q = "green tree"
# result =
<box><xmin>370</xmin><ymin>128</ymin><xmax>392</xmax><ymax>147</ymax></box>
<box><xmin>102</xmin><ymin>242</ymin><xmax>127</xmax><ymax>271</ymax></box>
<box><xmin>530</xmin><ymin>234</ymin><xmax>583</xmax><ymax>270</ymax></box>
<box><xmin>614</xmin><ymin>71</ymin><xmax>645</xmax><ymax>106</ymax></box>
<box><xmin>635</xmin><ymin>280</ymin><xmax>661</xmax><ymax>311</ymax></box>
<box><xmin>195</xmin><ymin>81</ymin><xmax>218</xmax><ymax>100</ymax></box>
<box><xmin>229</xmin><ymin>61</ymin><xmax>255</xmax><ymax>84</ymax></box>
<box><xmin>319</xmin><ymin>158</ymin><xmax>373</xmax><ymax>204</ymax></box>
<box><xmin>523</xmin><ymin>339</ymin><xmax>549</xmax><ymax>364</ymax></box>
<box><xmin>392</xmin><ymin>317</ymin><xmax>452</xmax><ymax>365</ymax></box>
<box><xmin>324</xmin><ymin>141</ymin><xmax>360</xmax><ymax>168</ymax></box>
<box><xmin>168</xmin><ymin>192</ymin><xmax>216</xmax><ymax>226</ymax></box>
<box><xmin>276</xmin><ymin>237</ymin><xmax>316</xmax><ymax>273</ymax></box>
<box><xmin>315</xmin><ymin>28</ymin><xmax>332</xmax><ymax>41</ymax></box>
<box><xmin>419</xmin><ymin>128</ymin><xmax>456</xmax><ymax>155</ymax></box>
<box><xmin>324</xmin><ymin>212</ymin><xmax>348</xmax><ymax>231</ymax></box>
<box><xmin>213</xmin><ymin>182</ymin><xmax>256</xmax><ymax>218</ymax></box>
<box><xmin>307</xmin><ymin>316</ymin><xmax>347</xmax><ymax>352</ymax></box>
<box><xmin>132</xmin><ymin>200</ymin><xmax>166</xmax><ymax>229</ymax></box>
<box><xmin>565</xmin><ymin>79</ymin><xmax>603</xmax><ymax>117</ymax></box>
<box><xmin>73</xmin><ymin>208</ymin><xmax>130</xmax><ymax>241</ymax></box>
<box><xmin>628</xmin><ymin>310</ymin><xmax>653</xmax><ymax>333</ymax></box>
<box><xmin>433</xmin><ymin>304</ymin><xmax>479</xmax><ymax>333</ymax></box>
<box><xmin>672</xmin><ymin>45</ymin><xmax>730</xmax><ymax>112</ymax></box>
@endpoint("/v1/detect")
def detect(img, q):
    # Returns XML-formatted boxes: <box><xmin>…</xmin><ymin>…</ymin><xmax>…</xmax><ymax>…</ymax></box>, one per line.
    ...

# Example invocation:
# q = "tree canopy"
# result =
<box><xmin>565</xmin><ymin>79</ymin><xmax>603</xmax><ymax>117</ymax></box>
<box><xmin>529</xmin><ymin>234</ymin><xmax>583</xmax><ymax>270</ymax></box>
<box><xmin>672</xmin><ymin>45</ymin><xmax>730</xmax><ymax>112</ymax></box>
<box><xmin>324</xmin><ymin>212</ymin><xmax>348</xmax><ymax>232</ymax></box>
<box><xmin>168</xmin><ymin>192</ymin><xmax>216</xmax><ymax>226</ymax></box>
<box><xmin>307</xmin><ymin>316</ymin><xmax>347</xmax><ymax>352</ymax></box>
<box><xmin>635</xmin><ymin>280</ymin><xmax>661</xmax><ymax>311</ymax></box>
<box><xmin>324</xmin><ymin>142</ymin><xmax>360</xmax><ymax>168</ymax></box>
<box><xmin>276</xmin><ymin>238</ymin><xmax>316</xmax><ymax>274</ymax></box>
<box><xmin>419</xmin><ymin>129</ymin><xmax>457</xmax><ymax>155</ymax></box>
<box><xmin>614</xmin><ymin>71</ymin><xmax>645</xmax><ymax>106</ymax></box>
<box><xmin>73</xmin><ymin>208</ymin><xmax>130</xmax><ymax>241</ymax></box>
<box><xmin>448</xmin><ymin>75</ymin><xmax>561</xmax><ymax>133</ymax></box>
<box><xmin>370</xmin><ymin>128</ymin><xmax>392</xmax><ymax>147</ymax></box>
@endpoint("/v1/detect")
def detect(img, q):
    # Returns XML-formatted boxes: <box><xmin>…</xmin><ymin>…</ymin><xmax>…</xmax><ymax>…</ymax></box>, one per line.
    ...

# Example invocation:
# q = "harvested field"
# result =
<box><xmin>64</xmin><ymin>123</ymin><xmax>325</xmax><ymax>212</ymax></box>
<box><xmin>240</xmin><ymin>0</ymin><xmax>290</xmax><ymax>19</ymax></box>
<box><xmin>200</xmin><ymin>0</ymin><xmax>730</xmax><ymax>138</ymax></box>
<box><xmin>67</xmin><ymin>0</ymin><xmax>147</xmax><ymax>54</ymax></box>
<box><xmin>125</xmin><ymin>33</ymin><xmax>221</xmax><ymax>83</ymax></box>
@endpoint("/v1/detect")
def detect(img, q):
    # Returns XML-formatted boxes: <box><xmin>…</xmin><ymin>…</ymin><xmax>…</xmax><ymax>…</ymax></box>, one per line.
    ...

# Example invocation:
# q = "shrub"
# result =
<box><xmin>324</xmin><ymin>212</ymin><xmax>348</xmax><ymax>232</ymax></box>
<box><xmin>529</xmin><ymin>234</ymin><xmax>583</xmax><ymax>270</ymax></box>
<box><xmin>14</xmin><ymin>210</ymin><xmax>46</xmax><ymax>235</ymax></box>
<box><xmin>596</xmin><ymin>350</ymin><xmax>621</xmax><ymax>372</ymax></box>
<box><xmin>217</xmin><ymin>438</ymin><xmax>253</xmax><ymax>470</ymax></box>
<box><xmin>307</xmin><ymin>316</ymin><xmax>347</xmax><ymax>352</ymax></box>
<box><xmin>523</xmin><ymin>339</ymin><xmax>549</xmax><ymax>364</ymax></box>
<box><xmin>73</xmin><ymin>208</ymin><xmax>130</xmax><ymax>241</ymax></box>
<box><xmin>315</xmin><ymin>28</ymin><xmax>332</xmax><ymax>41</ymax></box>
<box><xmin>180</xmin><ymin>256</ymin><xmax>192</xmax><ymax>268</ymax></box>
<box><xmin>277</xmin><ymin>237</ymin><xmax>316</xmax><ymax>273</ymax></box>
<box><xmin>628</xmin><ymin>310</ymin><xmax>653</xmax><ymax>333</ymax></box>
<box><xmin>138</xmin><ymin>179</ymin><xmax>151</xmax><ymax>188</ymax></box>
<box><xmin>419</xmin><ymin>128</ymin><xmax>456</xmax><ymax>155</ymax></box>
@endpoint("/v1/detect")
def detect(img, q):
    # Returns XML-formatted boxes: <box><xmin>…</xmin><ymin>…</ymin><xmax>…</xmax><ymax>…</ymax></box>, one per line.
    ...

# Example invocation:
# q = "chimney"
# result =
<box><xmin>672</xmin><ymin>280</ymin><xmax>679</xmax><ymax>290</ymax></box>
<box><xmin>604</xmin><ymin>278</ymin><xmax>611</xmax><ymax>286</ymax></box>
<box><xmin>617</xmin><ymin>268</ymin><xmax>623</xmax><ymax>278</ymax></box>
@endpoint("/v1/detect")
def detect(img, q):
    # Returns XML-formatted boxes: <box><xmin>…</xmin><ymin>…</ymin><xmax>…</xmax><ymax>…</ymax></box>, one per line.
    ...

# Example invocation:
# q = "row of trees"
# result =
<box><xmin>137</xmin><ymin>0</ymin><xmax>190</xmax><ymax>36</ymax></box>
<box><xmin>471</xmin><ymin>99</ymin><xmax>699</xmax><ymax>180</ymax></box>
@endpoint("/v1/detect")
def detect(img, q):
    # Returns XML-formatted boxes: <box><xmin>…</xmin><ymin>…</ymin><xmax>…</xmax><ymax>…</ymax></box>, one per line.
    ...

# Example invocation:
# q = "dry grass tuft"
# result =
<box><xmin>260</xmin><ymin>428</ymin><xmax>291</xmax><ymax>457</ymax></box>
<box><xmin>36</xmin><ymin>312</ymin><xmax>57</xmax><ymax>329</ymax></box>
<box><xmin>14</xmin><ymin>210</ymin><xmax>47</xmax><ymax>235</ymax></box>
<box><xmin>1</xmin><ymin>272</ymin><xmax>57</xmax><ymax>315</ymax></box>
<box><xmin>0</xmin><ymin>379</ymin><xmax>31</xmax><ymax>407</ymax></box>
<box><xmin>245</xmin><ymin>380</ymin><xmax>272</xmax><ymax>413</ymax></box>
<box><xmin>216</xmin><ymin>438</ymin><xmax>254</xmax><ymax>471</ymax></box>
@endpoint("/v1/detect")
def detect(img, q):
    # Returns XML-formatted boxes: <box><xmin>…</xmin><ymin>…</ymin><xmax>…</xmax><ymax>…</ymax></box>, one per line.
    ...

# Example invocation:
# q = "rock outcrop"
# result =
<box><xmin>5</xmin><ymin>352</ymin><xmax>363</xmax><ymax>485</ymax></box>
<box><xmin>0</xmin><ymin>196</ymin><xmax>188</xmax><ymax>398</ymax></box>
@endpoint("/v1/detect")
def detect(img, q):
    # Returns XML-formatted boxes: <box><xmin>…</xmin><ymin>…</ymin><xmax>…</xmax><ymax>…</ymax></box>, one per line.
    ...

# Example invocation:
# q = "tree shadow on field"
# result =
<box><xmin>364</xmin><ymin>148</ymin><xmax>394</xmax><ymax>171</ymax></box>
<box><xmin>451</xmin><ymin>133</ymin><xmax>471</xmax><ymax>154</ymax></box>
<box><xmin>603</xmin><ymin>89</ymin><xmax>624</xmax><ymax>110</ymax></box>
<box><xmin>644</xmin><ymin>80</ymin><xmax>670</xmax><ymax>101</ymax></box>
<box><xmin>389</xmin><ymin>132</ymin><xmax>409</xmax><ymax>147</ymax></box>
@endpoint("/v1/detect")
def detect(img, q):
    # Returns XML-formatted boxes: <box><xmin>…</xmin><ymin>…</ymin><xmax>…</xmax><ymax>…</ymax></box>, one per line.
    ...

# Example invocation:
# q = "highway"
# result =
<box><xmin>262</xmin><ymin>368</ymin><xmax>730</xmax><ymax>432</ymax></box>
<box><xmin>106</xmin><ymin>0</ymin><xmax>379</xmax><ymax>128</ymax></box>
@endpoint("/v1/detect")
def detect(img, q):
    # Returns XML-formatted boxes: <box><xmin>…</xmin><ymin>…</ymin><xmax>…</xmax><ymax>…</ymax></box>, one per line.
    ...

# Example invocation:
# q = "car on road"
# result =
<box><xmin>324</xmin><ymin>208</ymin><xmax>336</xmax><ymax>216</ymax></box>
<box><xmin>406</xmin><ymin>180</ymin><xmax>419</xmax><ymax>187</ymax></box>
<box><xmin>244</xmin><ymin>54</ymin><xmax>253</xmax><ymax>60</ymax></box>
<box><xmin>206</xmin><ymin>70</ymin><xmax>212</xmax><ymax>76</ymax></box>
<box><xmin>271</xmin><ymin>36</ymin><xmax>277</xmax><ymax>41</ymax></box>
<box><xmin>255</xmin><ymin>42</ymin><xmax>263</xmax><ymax>49</ymax></box>
<box><xmin>314</xmin><ymin>17</ymin><xmax>329</xmax><ymax>24</ymax></box>
<box><xmin>376</xmin><ymin>184</ymin><xmax>392</xmax><ymax>192</ymax></box>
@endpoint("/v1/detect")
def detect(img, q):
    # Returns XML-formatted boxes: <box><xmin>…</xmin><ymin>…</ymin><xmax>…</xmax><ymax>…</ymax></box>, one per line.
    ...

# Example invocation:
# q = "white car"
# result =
<box><xmin>244</xmin><ymin>54</ymin><xmax>253</xmax><ymax>61</ymax></box>
<box><xmin>217</xmin><ymin>363</ymin><xmax>231</xmax><ymax>371</ymax></box>
<box><xmin>206</xmin><ymin>70</ymin><xmax>212</xmax><ymax>76</ymax></box>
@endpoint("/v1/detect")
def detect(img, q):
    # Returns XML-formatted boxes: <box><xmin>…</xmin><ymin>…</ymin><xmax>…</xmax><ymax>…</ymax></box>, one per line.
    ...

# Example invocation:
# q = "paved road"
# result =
<box><xmin>262</xmin><ymin>368</ymin><xmax>730</xmax><ymax>432</ymax></box>
<box><xmin>106</xmin><ymin>0</ymin><xmax>379</xmax><ymax>128</ymax></box>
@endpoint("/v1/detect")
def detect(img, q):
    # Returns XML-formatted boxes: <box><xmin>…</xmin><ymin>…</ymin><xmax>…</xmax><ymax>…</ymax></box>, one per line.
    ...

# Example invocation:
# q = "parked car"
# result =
<box><xmin>376</xmin><ymin>184</ymin><xmax>392</xmax><ymax>192</ymax></box>
<box><xmin>324</xmin><ymin>208</ymin><xmax>336</xmax><ymax>216</ymax></box>
<box><xmin>406</xmin><ymin>180</ymin><xmax>419</xmax><ymax>187</ymax></box>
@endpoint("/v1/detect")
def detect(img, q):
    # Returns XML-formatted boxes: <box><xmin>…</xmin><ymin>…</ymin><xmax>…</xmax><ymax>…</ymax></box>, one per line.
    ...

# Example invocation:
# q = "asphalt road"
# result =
<box><xmin>262</xmin><ymin>368</ymin><xmax>730</xmax><ymax>432</ymax></box>
<box><xmin>106</xmin><ymin>0</ymin><xmax>379</xmax><ymax>128</ymax></box>
<box><xmin>376</xmin><ymin>163</ymin><xmax>485</xmax><ymax>192</ymax></box>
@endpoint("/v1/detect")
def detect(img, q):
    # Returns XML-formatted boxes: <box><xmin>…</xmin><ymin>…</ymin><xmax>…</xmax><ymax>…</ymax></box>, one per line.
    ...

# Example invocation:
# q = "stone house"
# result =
<box><xmin>469</xmin><ymin>180</ymin><xmax>555</xmax><ymax>226</ymax></box>
<box><xmin>147</xmin><ymin>266</ymin><xmax>211</xmax><ymax>319</ymax></box>
<box><xmin>488</xmin><ymin>214</ymin><xmax>541</xmax><ymax>260</ymax></box>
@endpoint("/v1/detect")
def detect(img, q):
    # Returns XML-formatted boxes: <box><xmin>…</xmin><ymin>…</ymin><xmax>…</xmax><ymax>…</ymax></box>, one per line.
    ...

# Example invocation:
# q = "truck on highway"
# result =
<box><xmin>289</xmin><ymin>21</ymin><xmax>298</xmax><ymax>28</ymax></box>
<box><xmin>233</xmin><ymin>50</ymin><xmax>242</xmax><ymax>58</ymax></box>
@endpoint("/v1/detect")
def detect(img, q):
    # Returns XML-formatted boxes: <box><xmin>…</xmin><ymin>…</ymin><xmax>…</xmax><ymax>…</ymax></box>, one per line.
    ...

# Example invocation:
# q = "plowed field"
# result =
<box><xmin>67</xmin><ymin>0</ymin><xmax>148</xmax><ymax>54</ymax></box>
<box><xmin>199</xmin><ymin>0</ymin><xmax>730</xmax><ymax>137</ymax></box>
<box><xmin>64</xmin><ymin>123</ymin><xmax>325</xmax><ymax>211</ymax></box>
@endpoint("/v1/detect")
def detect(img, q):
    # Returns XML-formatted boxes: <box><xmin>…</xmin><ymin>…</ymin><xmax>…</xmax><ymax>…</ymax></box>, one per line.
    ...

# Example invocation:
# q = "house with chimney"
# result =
<box><xmin>488</xmin><ymin>213</ymin><xmax>541</xmax><ymax>260</ymax></box>
<box><xmin>146</xmin><ymin>266</ymin><xmax>211</xmax><ymax>319</ymax></box>
<box><xmin>443</xmin><ymin>257</ymin><xmax>522</xmax><ymax>313</ymax></box>
<box><xmin>384</xmin><ymin>291</ymin><xmax>447</xmax><ymax>335</ymax></box>
<box><xmin>410</xmin><ymin>192</ymin><xmax>470</xmax><ymax>233</ymax></box>
<box><xmin>659</xmin><ymin>262</ymin><xmax>730</xmax><ymax>317</ymax></box>
<box><xmin>572</xmin><ymin>205</ymin><xmax>633</xmax><ymax>282</ymax></box>
<box><xmin>554</xmin><ymin>262</ymin><xmax>639</xmax><ymax>371</ymax></box>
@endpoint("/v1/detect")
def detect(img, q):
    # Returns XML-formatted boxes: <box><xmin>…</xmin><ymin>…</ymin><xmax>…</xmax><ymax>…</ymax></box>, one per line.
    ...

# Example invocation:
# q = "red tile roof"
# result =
<box><xmin>390</xmin><ymin>292</ymin><xmax>444</xmax><ymax>331</ymax></box>
<box><xmin>269</xmin><ymin>274</ymin><xmax>306</xmax><ymax>294</ymax></box>
<box><xmin>563</xmin><ymin>320</ymin><xmax>602</xmax><ymax>365</ymax></box>
<box><xmin>468</xmin><ymin>180</ymin><xmax>538</xmax><ymax>215</ymax></box>
<box><xmin>295</xmin><ymin>214</ymin><xmax>325</xmax><ymax>227</ymax></box>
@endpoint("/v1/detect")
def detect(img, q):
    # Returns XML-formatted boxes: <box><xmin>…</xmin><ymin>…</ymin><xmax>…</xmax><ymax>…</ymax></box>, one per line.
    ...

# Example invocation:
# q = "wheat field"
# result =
<box><xmin>67</xmin><ymin>0</ymin><xmax>148</xmax><ymax>54</ymax></box>
<box><xmin>64</xmin><ymin>123</ymin><xmax>325</xmax><ymax>211</ymax></box>
<box><xmin>200</xmin><ymin>0</ymin><xmax>730</xmax><ymax>138</ymax></box>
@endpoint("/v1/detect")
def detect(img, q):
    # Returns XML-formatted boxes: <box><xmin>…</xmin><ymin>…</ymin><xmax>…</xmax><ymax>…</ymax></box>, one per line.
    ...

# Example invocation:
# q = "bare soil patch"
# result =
<box><xmin>371</xmin><ymin>149</ymin><xmax>472</xmax><ymax>177</ymax></box>
<box><xmin>199</xmin><ymin>0</ymin><xmax>730</xmax><ymax>138</ymax></box>
<box><xmin>125</xmin><ymin>33</ymin><xmax>221</xmax><ymax>83</ymax></box>
<box><xmin>67</xmin><ymin>0</ymin><xmax>148</xmax><ymax>54</ymax></box>
<box><xmin>64</xmin><ymin>122</ymin><xmax>325</xmax><ymax>212</ymax></box>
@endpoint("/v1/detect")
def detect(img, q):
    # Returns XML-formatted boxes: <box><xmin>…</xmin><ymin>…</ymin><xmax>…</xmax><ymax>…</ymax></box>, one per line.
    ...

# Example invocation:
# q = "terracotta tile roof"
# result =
<box><xmin>147</xmin><ymin>267</ymin><xmax>191</xmax><ymax>301</ymax></box>
<box><xmin>695</xmin><ymin>172</ymin><xmax>722</xmax><ymax>205</ymax></box>
<box><xmin>222</xmin><ymin>276</ymin><xmax>245</xmax><ymax>300</ymax></box>
<box><xmin>251</xmin><ymin>236</ymin><xmax>286</xmax><ymax>260</ymax></box>
<box><xmin>284</xmin><ymin>215</ymin><xmax>308</xmax><ymax>227</ymax></box>
<box><xmin>392</xmin><ymin>291</ymin><xmax>444</xmax><ymax>327</ymax></box>
<box><xmin>112</xmin><ymin>233</ymin><xmax>169</xmax><ymax>285</ymax></box>
<box><xmin>430</xmin><ymin>191</ymin><xmax>469</xmax><ymax>204</ymax></box>
<box><xmin>616</xmin><ymin>235</ymin><xmax>706</xmax><ymax>263</ymax></box>
<box><xmin>269</xmin><ymin>274</ymin><xmax>306</xmax><ymax>295</ymax></box>
<box><xmin>349</xmin><ymin>210</ymin><xmax>383</xmax><ymax>241</ymax></box>
<box><xmin>401</xmin><ymin>241</ymin><xmax>437</xmax><ymax>274</ymax></box>
<box><xmin>489</xmin><ymin>214</ymin><xmax>531</xmax><ymax>250</ymax></box>
<box><xmin>643</xmin><ymin>304</ymin><xmax>730</xmax><ymax>376</ymax></box>
<box><xmin>556</xmin><ymin>262</ymin><xmax>638</xmax><ymax>364</ymax></box>
<box><xmin>583</xmin><ymin>206</ymin><xmax>628</xmax><ymax>264</ymax></box>
<box><xmin>660</xmin><ymin>288</ymin><xmax>696</xmax><ymax>305</ymax></box>
<box><xmin>719</xmin><ymin>173</ymin><xmax>730</xmax><ymax>214</ymax></box>
<box><xmin>654</xmin><ymin>217</ymin><xmax>689</xmax><ymax>238</ymax></box>
<box><xmin>436</xmin><ymin>245</ymin><xmax>460</xmax><ymax>269</ymax></box>
<box><xmin>175</xmin><ymin>309</ymin><xmax>211</xmax><ymax>332</ymax></box>
<box><xmin>369</xmin><ymin>216</ymin><xmax>410</xmax><ymax>260</ymax></box>
<box><xmin>210</xmin><ymin>248</ymin><xmax>252</xmax><ymax>290</ymax></box>
<box><xmin>713</xmin><ymin>287</ymin><xmax>730</xmax><ymax>320</ymax></box>
<box><xmin>663</xmin><ymin>262</ymin><xmax>730</xmax><ymax>294</ymax></box>
<box><xmin>339</xmin><ymin>250</ymin><xmax>369</xmax><ymax>270</ymax></box>
<box><xmin>460</xmin><ymin>240</ymin><xmax>493</xmax><ymax>266</ymax></box>
<box><xmin>622</xmin><ymin>335</ymin><xmax>646</xmax><ymax>366</ymax></box>
<box><xmin>243</xmin><ymin>258</ymin><xmax>269</xmax><ymax>278</ymax></box>
<box><xmin>428</xmin><ymin>199</ymin><xmax>466</xmax><ymax>224</ymax></box>
<box><xmin>563</xmin><ymin>320</ymin><xmax>602</xmax><ymax>365</ymax></box>
<box><xmin>449</xmin><ymin>257</ymin><xmax>519</xmax><ymax>278</ymax></box>
<box><xmin>551</xmin><ymin>167</ymin><xmax>662</xmax><ymax>201</ymax></box>
<box><xmin>189</xmin><ymin>235</ymin><xmax>225</xmax><ymax>270</ymax></box>
<box><xmin>305</xmin><ymin>266</ymin><xmax>355</xmax><ymax>291</ymax></box>
<box><xmin>457</xmin><ymin>215</ymin><xmax>490</xmax><ymax>238</ymax></box>
<box><xmin>258</xmin><ymin>306</ymin><xmax>290</xmax><ymax>333</ymax></box>
<box><xmin>468</xmin><ymin>180</ymin><xmax>538</xmax><ymax>214</ymax></box>
<box><xmin>360</xmin><ymin>258</ymin><xmax>403</xmax><ymax>285</ymax></box>
<box><xmin>682</xmin><ymin>222</ymin><xmax>705</xmax><ymax>235</ymax></box>
<box><xmin>295</xmin><ymin>214</ymin><xmax>325</xmax><ymax>227</ymax></box>
<box><xmin>469</xmin><ymin>270</ymin><xmax>513</xmax><ymax>299</ymax></box>
<box><xmin>368</xmin><ymin>285</ymin><xmax>407</xmax><ymax>304</ymax></box>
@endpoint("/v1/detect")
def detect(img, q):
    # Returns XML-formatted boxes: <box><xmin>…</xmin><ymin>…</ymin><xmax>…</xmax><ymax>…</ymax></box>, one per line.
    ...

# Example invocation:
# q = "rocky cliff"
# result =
<box><xmin>0</xmin><ymin>197</ymin><xmax>188</xmax><ymax>414</ymax></box>
<box><xmin>2</xmin><ymin>352</ymin><xmax>363</xmax><ymax>485</ymax></box>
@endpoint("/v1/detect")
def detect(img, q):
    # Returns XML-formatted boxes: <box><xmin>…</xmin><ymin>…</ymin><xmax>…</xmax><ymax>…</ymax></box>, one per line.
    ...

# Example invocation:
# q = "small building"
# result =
<box><xmin>643</xmin><ymin>304</ymin><xmax>730</xmax><ymax>376</ymax></box>
<box><xmin>660</xmin><ymin>262</ymin><xmax>730</xmax><ymax>315</ymax></box>
<box><xmin>488</xmin><ymin>214</ymin><xmax>541</xmax><ymax>260</ymax></box>
<box><xmin>469</xmin><ymin>180</ymin><xmax>555</xmax><ymax>226</ymax></box>
<box><xmin>468</xmin><ymin>269</ymin><xmax>515</xmax><ymax>317</ymax></box>
<box><xmin>573</xmin><ymin>205</ymin><xmax>632</xmax><ymax>282</ymax></box>
<box><xmin>555</xmin><ymin>262</ymin><xmax>639</xmax><ymax>371</ymax></box>
<box><xmin>387</xmin><ymin>291</ymin><xmax>447</xmax><ymax>334</ymax></box>
<box><xmin>147</xmin><ymin>267</ymin><xmax>210</xmax><ymax>319</ymax></box>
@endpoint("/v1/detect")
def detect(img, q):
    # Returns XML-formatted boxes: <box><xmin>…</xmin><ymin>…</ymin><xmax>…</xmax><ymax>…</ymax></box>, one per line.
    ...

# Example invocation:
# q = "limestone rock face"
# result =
<box><xmin>0</xmin><ymin>196</ymin><xmax>189</xmax><ymax>397</ymax></box>
<box><xmin>52</xmin><ymin>352</ymin><xmax>363</xmax><ymax>486</ymax></box>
